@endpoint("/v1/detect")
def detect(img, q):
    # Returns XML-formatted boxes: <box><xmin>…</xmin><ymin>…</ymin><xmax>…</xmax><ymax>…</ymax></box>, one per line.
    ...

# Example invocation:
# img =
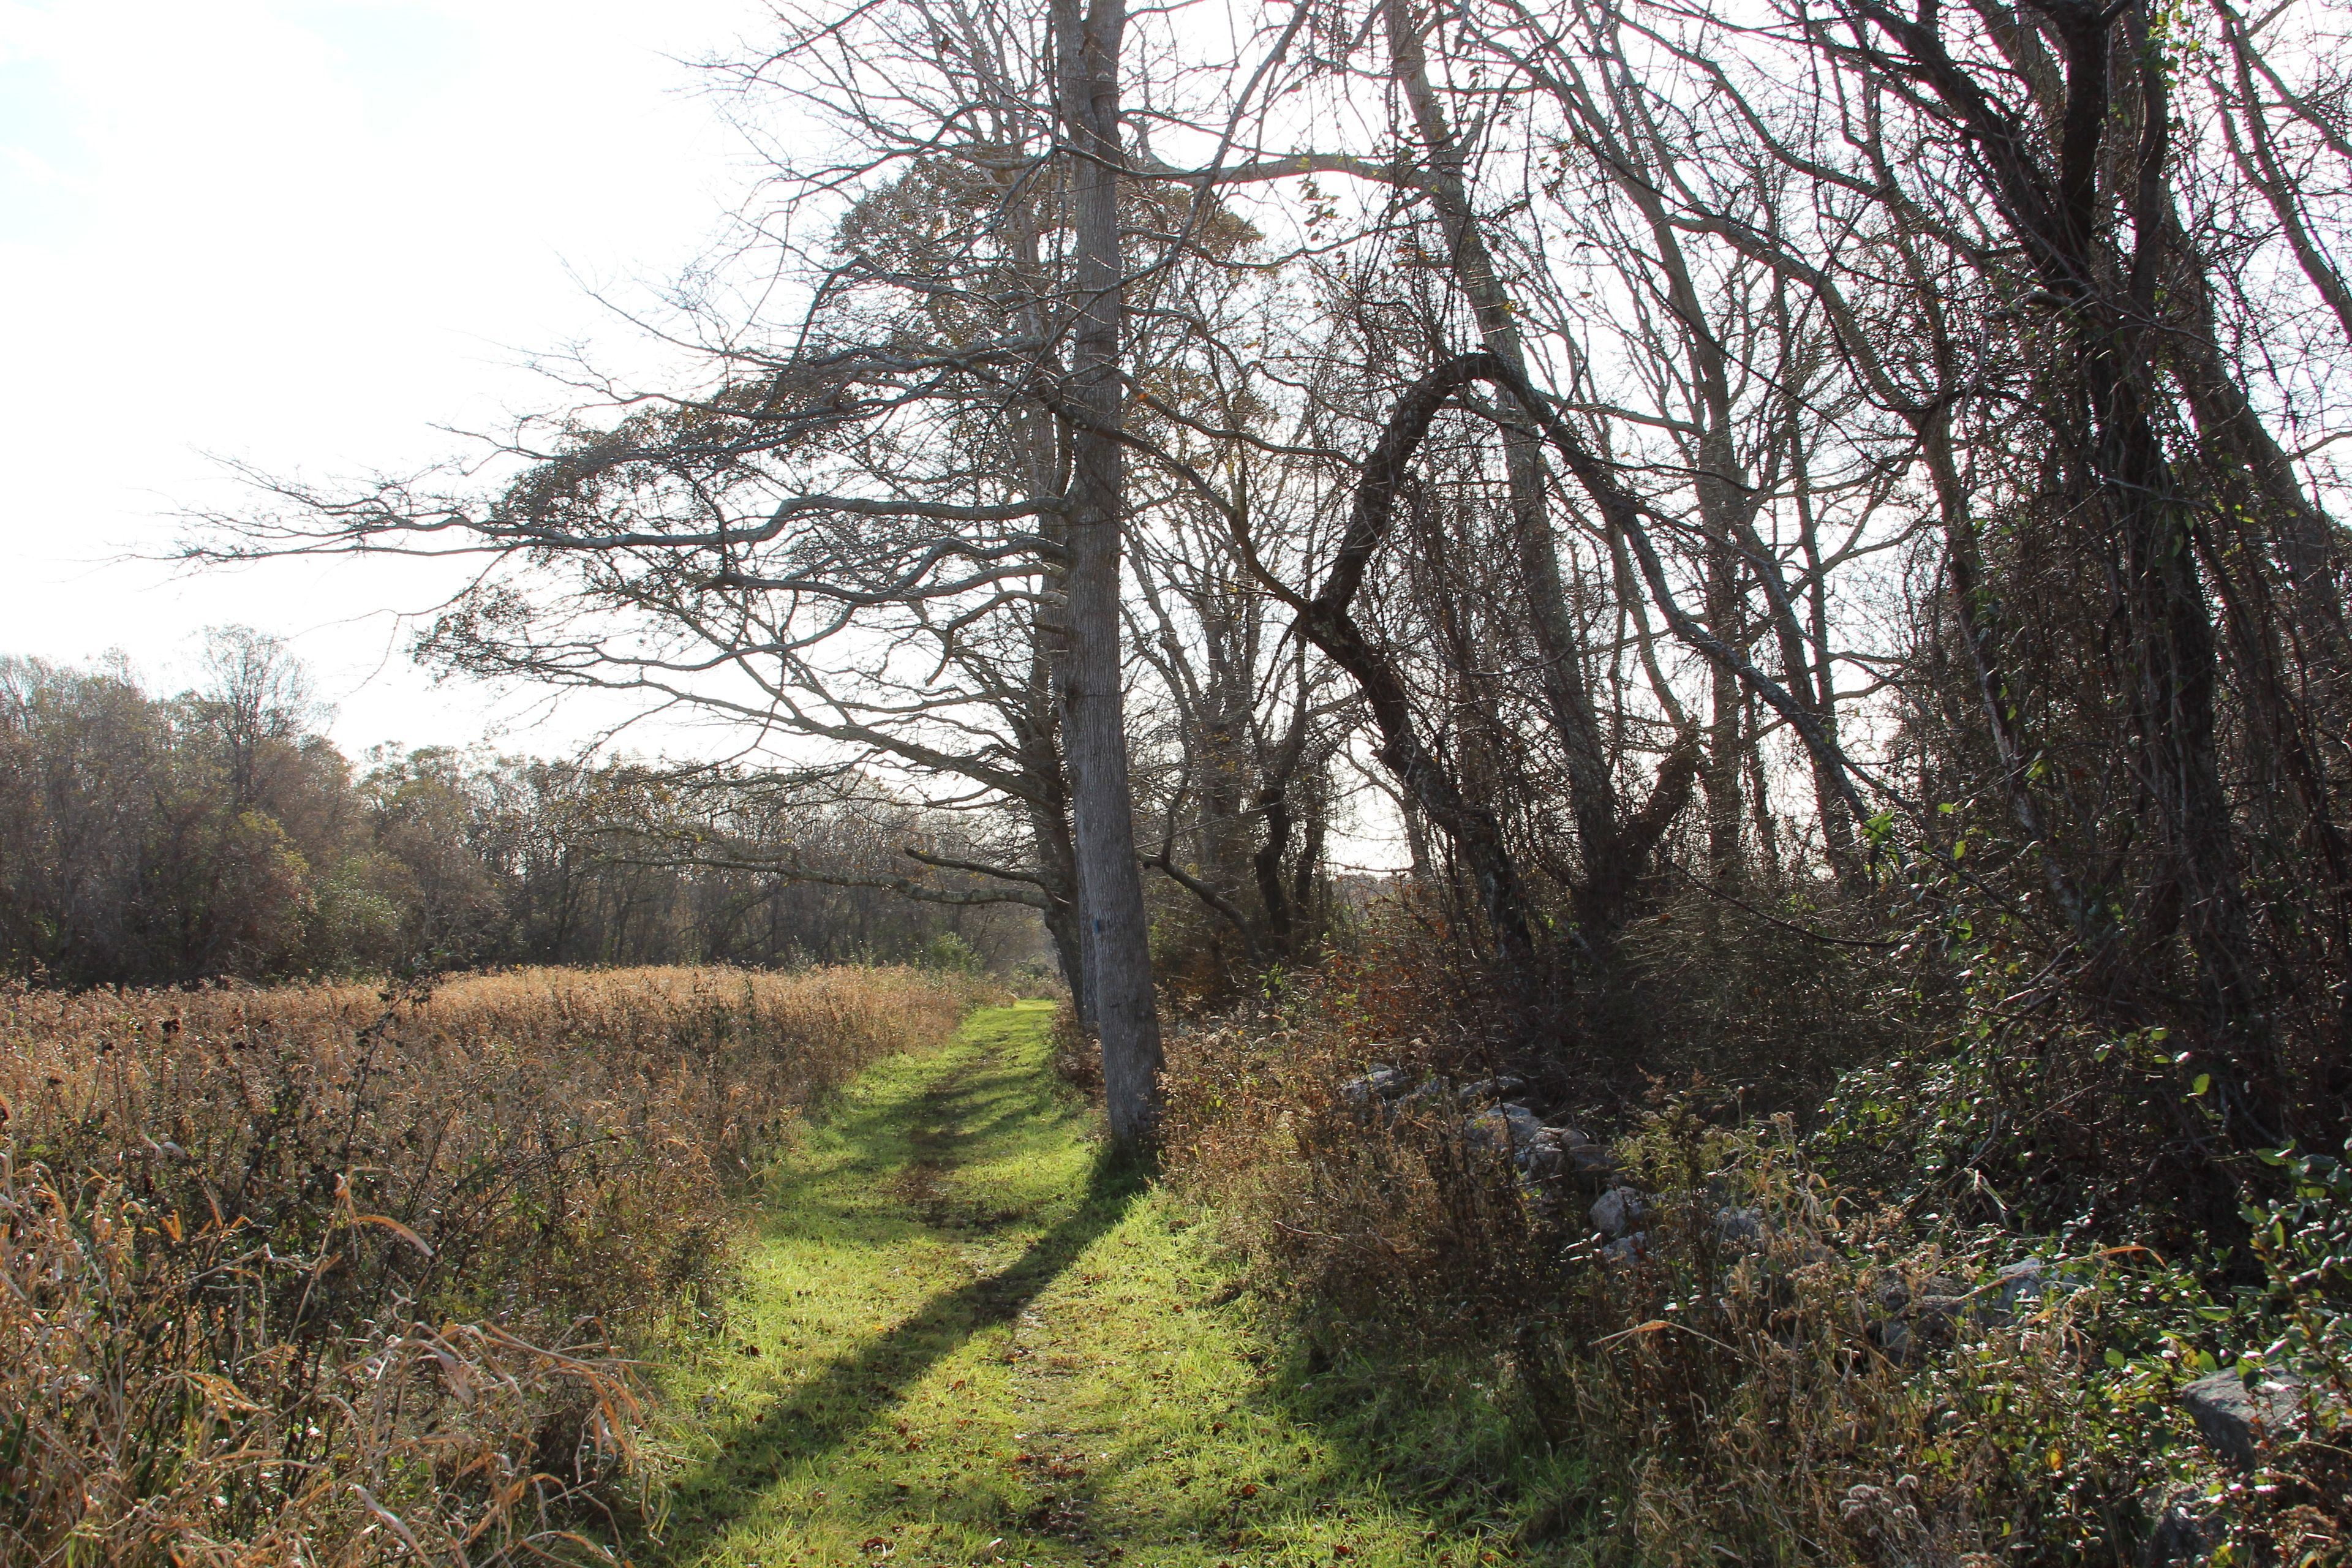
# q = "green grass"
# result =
<box><xmin>638</xmin><ymin>1001</ymin><xmax>1583</xmax><ymax>1567</ymax></box>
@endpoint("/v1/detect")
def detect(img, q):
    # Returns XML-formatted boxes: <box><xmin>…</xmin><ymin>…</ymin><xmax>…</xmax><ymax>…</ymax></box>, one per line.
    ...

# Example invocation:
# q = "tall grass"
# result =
<box><xmin>0</xmin><ymin>965</ymin><xmax>982</xmax><ymax>1566</ymax></box>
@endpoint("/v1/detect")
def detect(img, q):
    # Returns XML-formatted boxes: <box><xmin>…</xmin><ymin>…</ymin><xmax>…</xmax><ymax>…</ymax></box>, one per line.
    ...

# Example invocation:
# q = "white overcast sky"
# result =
<box><xmin>0</xmin><ymin>0</ymin><xmax>771</xmax><ymax>756</ymax></box>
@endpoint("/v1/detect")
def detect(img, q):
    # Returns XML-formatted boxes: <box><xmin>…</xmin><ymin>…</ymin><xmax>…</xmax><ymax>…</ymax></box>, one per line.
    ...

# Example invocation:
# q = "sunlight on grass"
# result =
<box><xmin>640</xmin><ymin>1001</ymin><xmax>1579</xmax><ymax>1567</ymax></box>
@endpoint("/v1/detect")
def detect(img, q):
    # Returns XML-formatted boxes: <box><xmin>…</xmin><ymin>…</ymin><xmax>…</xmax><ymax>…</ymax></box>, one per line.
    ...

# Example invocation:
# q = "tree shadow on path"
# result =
<box><xmin>635</xmin><ymin>1128</ymin><xmax>1142</xmax><ymax>1562</ymax></box>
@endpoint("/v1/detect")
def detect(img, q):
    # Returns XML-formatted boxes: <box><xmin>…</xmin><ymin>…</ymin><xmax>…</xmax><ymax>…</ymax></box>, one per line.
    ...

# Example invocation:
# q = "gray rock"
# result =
<box><xmin>1525</xmin><ymin>1123</ymin><xmax>1604</xmax><ymax>1179</ymax></box>
<box><xmin>1500</xmin><ymin>1102</ymin><xmax>1544</xmax><ymax>1157</ymax></box>
<box><xmin>1562</xmin><ymin>1139</ymin><xmax>1616</xmax><ymax>1175</ymax></box>
<box><xmin>1458</xmin><ymin>1074</ymin><xmax>1529</xmax><ymax>1104</ymax></box>
<box><xmin>1461</xmin><ymin>1106</ymin><xmax>1509</xmax><ymax>1153</ymax></box>
<box><xmin>1715</xmin><ymin>1206</ymin><xmax>1766</xmax><ymax>1245</ymax></box>
<box><xmin>2138</xmin><ymin>1485</ymin><xmax>2218</xmax><ymax>1568</ymax></box>
<box><xmin>1863</xmin><ymin>1264</ymin><xmax>2062</xmax><ymax>1363</ymax></box>
<box><xmin>1600</xmin><ymin>1231</ymin><xmax>1648</xmax><ymax>1265</ymax></box>
<box><xmin>1591</xmin><ymin>1186</ymin><xmax>1649</xmax><ymax>1238</ymax></box>
<box><xmin>1463</xmin><ymin>1102</ymin><xmax>1547</xmax><ymax>1165</ymax></box>
<box><xmin>1942</xmin><ymin>1257</ymin><xmax>2066</xmax><ymax>1329</ymax></box>
<box><xmin>1336</xmin><ymin>1066</ymin><xmax>1404</xmax><ymax>1112</ymax></box>
<box><xmin>2181</xmin><ymin>1370</ymin><xmax>2303</xmax><ymax>1468</ymax></box>
<box><xmin>1994</xmin><ymin>1257</ymin><xmax>2046</xmax><ymax>1313</ymax></box>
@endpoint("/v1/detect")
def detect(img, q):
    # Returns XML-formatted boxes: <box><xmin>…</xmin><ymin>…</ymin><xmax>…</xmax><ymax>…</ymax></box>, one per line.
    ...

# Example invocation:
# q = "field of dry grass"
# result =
<box><xmin>0</xmin><ymin>965</ymin><xmax>985</xmax><ymax>1566</ymax></box>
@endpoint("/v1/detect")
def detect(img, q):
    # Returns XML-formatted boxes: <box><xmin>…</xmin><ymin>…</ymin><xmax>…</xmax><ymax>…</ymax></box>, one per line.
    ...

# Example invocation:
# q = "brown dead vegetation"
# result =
<box><xmin>1162</xmin><ymin>906</ymin><xmax>2352</xmax><ymax>1566</ymax></box>
<box><xmin>0</xmin><ymin>965</ymin><xmax>982</xmax><ymax>1566</ymax></box>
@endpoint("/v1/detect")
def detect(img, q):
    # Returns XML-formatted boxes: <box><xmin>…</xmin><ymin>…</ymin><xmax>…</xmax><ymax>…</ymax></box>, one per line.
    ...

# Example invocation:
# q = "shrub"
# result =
<box><xmin>1046</xmin><ymin>999</ymin><xmax>1101</xmax><ymax>1096</ymax></box>
<box><xmin>1159</xmin><ymin>946</ymin><xmax>1552</xmax><ymax>1341</ymax></box>
<box><xmin>1159</xmin><ymin>929</ymin><xmax>2352</xmax><ymax>1566</ymax></box>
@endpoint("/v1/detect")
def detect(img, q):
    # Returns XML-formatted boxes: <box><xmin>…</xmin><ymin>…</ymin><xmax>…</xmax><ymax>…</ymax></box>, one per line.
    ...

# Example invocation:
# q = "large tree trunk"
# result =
<box><xmin>1055</xmin><ymin>0</ymin><xmax>1164</xmax><ymax>1148</ymax></box>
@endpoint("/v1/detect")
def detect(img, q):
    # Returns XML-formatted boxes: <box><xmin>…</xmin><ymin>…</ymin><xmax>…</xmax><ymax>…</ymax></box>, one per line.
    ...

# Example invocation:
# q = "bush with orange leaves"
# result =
<box><xmin>0</xmin><ymin>965</ymin><xmax>980</xmax><ymax>1566</ymax></box>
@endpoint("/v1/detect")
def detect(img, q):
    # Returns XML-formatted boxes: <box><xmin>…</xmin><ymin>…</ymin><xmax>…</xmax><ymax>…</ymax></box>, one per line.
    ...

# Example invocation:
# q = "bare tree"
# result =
<box><xmin>197</xmin><ymin>0</ymin><xmax>1338</xmax><ymax>1145</ymax></box>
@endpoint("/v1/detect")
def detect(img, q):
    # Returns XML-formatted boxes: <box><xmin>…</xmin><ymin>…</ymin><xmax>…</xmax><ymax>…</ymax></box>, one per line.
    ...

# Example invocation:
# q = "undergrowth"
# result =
<box><xmin>1159</xmin><ymin>908</ymin><xmax>2352</xmax><ymax>1567</ymax></box>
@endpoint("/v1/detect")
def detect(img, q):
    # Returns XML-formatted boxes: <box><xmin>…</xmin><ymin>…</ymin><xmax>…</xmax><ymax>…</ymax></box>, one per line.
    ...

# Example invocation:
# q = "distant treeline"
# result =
<box><xmin>0</xmin><ymin>633</ymin><xmax>1039</xmax><ymax>988</ymax></box>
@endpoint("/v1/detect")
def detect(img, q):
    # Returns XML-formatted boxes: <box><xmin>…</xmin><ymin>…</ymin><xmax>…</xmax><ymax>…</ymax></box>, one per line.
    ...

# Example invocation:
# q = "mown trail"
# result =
<box><xmin>640</xmin><ymin>1001</ymin><xmax>1541</xmax><ymax>1568</ymax></box>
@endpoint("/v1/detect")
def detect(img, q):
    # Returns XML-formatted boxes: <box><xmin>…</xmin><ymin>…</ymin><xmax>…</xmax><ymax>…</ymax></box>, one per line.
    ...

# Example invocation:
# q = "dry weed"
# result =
<box><xmin>0</xmin><ymin>965</ymin><xmax>982</xmax><ymax>1566</ymax></box>
<box><xmin>1046</xmin><ymin>1000</ymin><xmax>1101</xmax><ymax>1097</ymax></box>
<box><xmin>1160</xmin><ymin>962</ymin><xmax>2349</xmax><ymax>1566</ymax></box>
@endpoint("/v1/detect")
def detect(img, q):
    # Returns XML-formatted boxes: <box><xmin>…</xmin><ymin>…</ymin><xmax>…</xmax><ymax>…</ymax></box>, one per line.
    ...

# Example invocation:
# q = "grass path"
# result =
<box><xmin>639</xmin><ymin>1001</ymin><xmax>1557</xmax><ymax>1568</ymax></box>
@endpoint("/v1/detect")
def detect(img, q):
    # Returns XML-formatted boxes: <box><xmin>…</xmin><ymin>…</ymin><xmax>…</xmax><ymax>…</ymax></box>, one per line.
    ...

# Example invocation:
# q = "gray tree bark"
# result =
<box><xmin>1055</xmin><ymin>0</ymin><xmax>1164</xmax><ymax>1148</ymax></box>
